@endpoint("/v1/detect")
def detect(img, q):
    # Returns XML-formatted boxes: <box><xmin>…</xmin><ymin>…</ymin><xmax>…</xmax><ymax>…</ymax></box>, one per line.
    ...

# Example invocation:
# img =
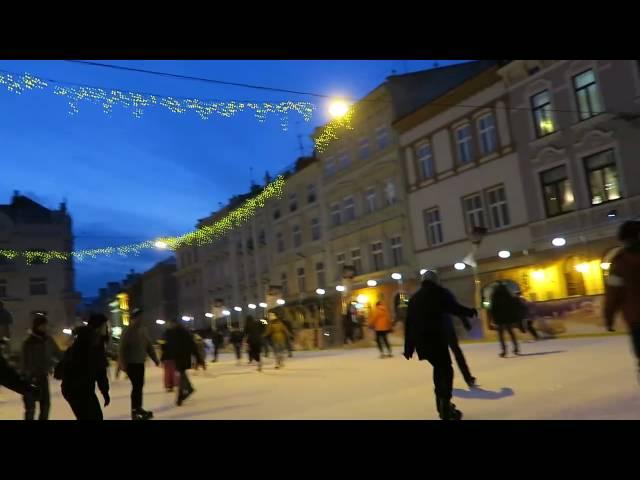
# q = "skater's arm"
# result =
<box><xmin>443</xmin><ymin>290</ymin><xmax>476</xmax><ymax>320</ymax></box>
<box><xmin>403</xmin><ymin>303</ymin><xmax>416</xmax><ymax>359</ymax></box>
<box><xmin>145</xmin><ymin>332</ymin><xmax>160</xmax><ymax>366</ymax></box>
<box><xmin>604</xmin><ymin>258</ymin><xmax>625</xmax><ymax>330</ymax></box>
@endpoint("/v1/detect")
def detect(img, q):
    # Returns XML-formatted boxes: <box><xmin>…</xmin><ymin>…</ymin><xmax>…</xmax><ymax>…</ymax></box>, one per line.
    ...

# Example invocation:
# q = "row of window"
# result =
<box><xmin>531</xmin><ymin>68</ymin><xmax>603</xmax><ymax>138</ymax></box>
<box><xmin>415</xmin><ymin>111</ymin><xmax>498</xmax><ymax>182</ymax></box>
<box><xmin>0</xmin><ymin>278</ymin><xmax>48</xmax><ymax>297</ymax></box>
<box><xmin>540</xmin><ymin>149</ymin><xmax>620</xmax><ymax>217</ymax></box>
<box><xmin>422</xmin><ymin>185</ymin><xmax>511</xmax><ymax>248</ymax></box>
<box><xmin>273</xmin><ymin>184</ymin><xmax>317</xmax><ymax>219</ymax></box>
<box><xmin>329</xmin><ymin>179</ymin><xmax>397</xmax><ymax>227</ymax></box>
<box><xmin>324</xmin><ymin>127</ymin><xmax>391</xmax><ymax>176</ymax></box>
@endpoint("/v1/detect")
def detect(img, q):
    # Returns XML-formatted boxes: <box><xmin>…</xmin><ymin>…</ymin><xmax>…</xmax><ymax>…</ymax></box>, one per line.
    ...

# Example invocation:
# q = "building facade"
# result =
<box><xmin>0</xmin><ymin>192</ymin><xmax>79</xmax><ymax>347</ymax></box>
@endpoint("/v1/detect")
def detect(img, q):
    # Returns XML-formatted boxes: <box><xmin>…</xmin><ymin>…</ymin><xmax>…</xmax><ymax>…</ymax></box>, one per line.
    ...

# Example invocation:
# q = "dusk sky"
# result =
<box><xmin>0</xmin><ymin>59</ymin><xmax>467</xmax><ymax>297</ymax></box>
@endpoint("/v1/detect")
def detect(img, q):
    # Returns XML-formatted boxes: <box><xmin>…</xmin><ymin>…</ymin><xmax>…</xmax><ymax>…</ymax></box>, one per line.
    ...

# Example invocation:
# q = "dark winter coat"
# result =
<box><xmin>605</xmin><ymin>241</ymin><xmax>640</xmax><ymax>329</ymax></box>
<box><xmin>119</xmin><ymin>325</ymin><xmax>159</xmax><ymax>365</ymax></box>
<box><xmin>244</xmin><ymin>320</ymin><xmax>263</xmax><ymax>346</ymax></box>
<box><xmin>0</xmin><ymin>353</ymin><xmax>29</xmax><ymax>394</ymax></box>
<box><xmin>404</xmin><ymin>281</ymin><xmax>475</xmax><ymax>361</ymax></box>
<box><xmin>59</xmin><ymin>326</ymin><xmax>109</xmax><ymax>398</ymax></box>
<box><xmin>229</xmin><ymin>329</ymin><xmax>244</xmax><ymax>345</ymax></box>
<box><xmin>21</xmin><ymin>331</ymin><xmax>62</xmax><ymax>378</ymax></box>
<box><xmin>490</xmin><ymin>284</ymin><xmax>526</xmax><ymax>326</ymax></box>
<box><xmin>162</xmin><ymin>325</ymin><xmax>200</xmax><ymax>371</ymax></box>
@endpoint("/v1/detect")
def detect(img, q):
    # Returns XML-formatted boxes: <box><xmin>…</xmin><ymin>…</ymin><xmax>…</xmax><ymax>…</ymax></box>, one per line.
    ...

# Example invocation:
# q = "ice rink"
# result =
<box><xmin>1</xmin><ymin>334</ymin><xmax>639</xmax><ymax>420</ymax></box>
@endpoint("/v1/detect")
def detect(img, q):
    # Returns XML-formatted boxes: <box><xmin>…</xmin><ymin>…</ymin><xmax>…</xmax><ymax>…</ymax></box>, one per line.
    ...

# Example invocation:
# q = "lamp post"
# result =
<box><xmin>315</xmin><ymin>288</ymin><xmax>325</xmax><ymax>349</ymax></box>
<box><xmin>469</xmin><ymin>226</ymin><xmax>488</xmax><ymax>335</ymax></box>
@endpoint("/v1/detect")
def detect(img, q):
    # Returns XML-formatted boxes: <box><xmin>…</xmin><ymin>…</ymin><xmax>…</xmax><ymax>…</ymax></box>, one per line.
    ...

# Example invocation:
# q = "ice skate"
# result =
<box><xmin>466</xmin><ymin>377</ymin><xmax>477</xmax><ymax>388</ymax></box>
<box><xmin>132</xmin><ymin>408</ymin><xmax>153</xmax><ymax>420</ymax></box>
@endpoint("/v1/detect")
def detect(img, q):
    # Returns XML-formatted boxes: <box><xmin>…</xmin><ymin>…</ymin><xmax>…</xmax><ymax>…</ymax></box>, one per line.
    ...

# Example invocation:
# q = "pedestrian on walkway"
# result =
<box><xmin>369</xmin><ymin>301</ymin><xmax>393</xmax><ymax>358</ymax></box>
<box><xmin>229</xmin><ymin>325</ymin><xmax>244</xmax><ymax>366</ymax></box>
<box><xmin>404</xmin><ymin>270</ymin><xmax>476</xmax><ymax>420</ymax></box>
<box><xmin>118</xmin><ymin>309</ymin><xmax>160</xmax><ymax>421</ymax></box>
<box><xmin>210</xmin><ymin>328</ymin><xmax>224</xmax><ymax>363</ymax></box>
<box><xmin>265</xmin><ymin>312</ymin><xmax>291</xmax><ymax>369</ymax></box>
<box><xmin>20</xmin><ymin>314</ymin><xmax>62</xmax><ymax>420</ymax></box>
<box><xmin>159</xmin><ymin>337</ymin><xmax>177</xmax><ymax>392</ymax></box>
<box><xmin>605</xmin><ymin>220</ymin><xmax>640</xmax><ymax>382</ymax></box>
<box><xmin>244</xmin><ymin>315</ymin><xmax>263</xmax><ymax>371</ymax></box>
<box><xmin>490</xmin><ymin>282</ymin><xmax>526</xmax><ymax>357</ymax></box>
<box><xmin>59</xmin><ymin>313</ymin><xmax>111</xmax><ymax>420</ymax></box>
<box><xmin>163</xmin><ymin>318</ymin><xmax>202</xmax><ymax>406</ymax></box>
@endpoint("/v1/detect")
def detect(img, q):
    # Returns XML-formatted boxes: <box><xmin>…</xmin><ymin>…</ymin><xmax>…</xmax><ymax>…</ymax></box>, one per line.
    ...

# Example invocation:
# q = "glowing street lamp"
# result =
<box><xmin>248</xmin><ymin>303</ymin><xmax>257</xmax><ymax>310</ymax></box>
<box><xmin>498</xmin><ymin>250</ymin><xmax>511</xmax><ymax>259</ymax></box>
<box><xmin>222</xmin><ymin>309</ymin><xmax>231</xmax><ymax>316</ymax></box>
<box><xmin>419</xmin><ymin>269</ymin><xmax>427</xmax><ymax>276</ymax></box>
<box><xmin>336</xmin><ymin>285</ymin><xmax>346</xmax><ymax>292</ymax></box>
<box><xmin>233</xmin><ymin>306</ymin><xmax>242</xmax><ymax>312</ymax></box>
<box><xmin>205</xmin><ymin>313</ymin><xmax>213</xmax><ymax>318</ymax></box>
<box><xmin>315</xmin><ymin>288</ymin><xmax>326</xmax><ymax>295</ymax></box>
<box><xmin>181</xmin><ymin>316</ymin><xmax>192</xmax><ymax>322</ymax></box>
<box><xmin>454</xmin><ymin>262</ymin><xmax>466</xmax><ymax>271</ymax></box>
<box><xmin>391</xmin><ymin>273</ymin><xmax>402</xmax><ymax>281</ymax></box>
<box><xmin>328</xmin><ymin>99</ymin><xmax>349</xmax><ymax>118</ymax></box>
<box><xmin>552</xmin><ymin>237</ymin><xmax>567</xmax><ymax>247</ymax></box>
<box><xmin>259</xmin><ymin>302</ymin><xmax>267</xmax><ymax>308</ymax></box>
<box><xmin>156</xmin><ymin>319</ymin><xmax>166</xmax><ymax>325</ymax></box>
<box><xmin>62</xmin><ymin>328</ymin><xmax>72</xmax><ymax>335</ymax></box>
<box><xmin>367</xmin><ymin>279</ymin><xmax>377</xmax><ymax>287</ymax></box>
<box><xmin>276</xmin><ymin>299</ymin><xmax>286</xmax><ymax>305</ymax></box>
<box><xmin>154</xmin><ymin>240</ymin><xmax>168</xmax><ymax>250</ymax></box>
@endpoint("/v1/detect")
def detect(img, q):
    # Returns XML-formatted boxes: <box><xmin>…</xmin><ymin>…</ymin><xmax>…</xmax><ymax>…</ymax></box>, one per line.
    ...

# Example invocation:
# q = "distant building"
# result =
<box><xmin>0</xmin><ymin>191</ymin><xmax>79</xmax><ymax>348</ymax></box>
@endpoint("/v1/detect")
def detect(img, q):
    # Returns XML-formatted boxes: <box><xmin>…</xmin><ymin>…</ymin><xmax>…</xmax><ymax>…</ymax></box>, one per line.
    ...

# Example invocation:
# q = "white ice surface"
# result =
<box><xmin>1</xmin><ymin>335</ymin><xmax>638</xmax><ymax>420</ymax></box>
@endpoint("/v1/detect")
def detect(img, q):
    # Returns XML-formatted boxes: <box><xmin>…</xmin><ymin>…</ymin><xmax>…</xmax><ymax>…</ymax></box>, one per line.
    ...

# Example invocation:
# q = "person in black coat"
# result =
<box><xmin>445</xmin><ymin>308</ymin><xmax>477</xmax><ymax>388</ymax></box>
<box><xmin>404</xmin><ymin>271</ymin><xmax>476</xmax><ymax>420</ymax></box>
<box><xmin>21</xmin><ymin>314</ymin><xmax>62</xmax><ymax>420</ymax></box>
<box><xmin>59</xmin><ymin>313</ymin><xmax>111</xmax><ymax>420</ymax></box>
<box><xmin>229</xmin><ymin>326</ymin><xmax>245</xmax><ymax>366</ymax></box>
<box><xmin>490</xmin><ymin>282</ymin><xmax>526</xmax><ymax>357</ymax></box>
<box><xmin>0</xmin><ymin>353</ymin><xmax>36</xmax><ymax>398</ymax></box>
<box><xmin>163</xmin><ymin>318</ymin><xmax>202</xmax><ymax>406</ymax></box>
<box><xmin>244</xmin><ymin>316</ymin><xmax>263</xmax><ymax>371</ymax></box>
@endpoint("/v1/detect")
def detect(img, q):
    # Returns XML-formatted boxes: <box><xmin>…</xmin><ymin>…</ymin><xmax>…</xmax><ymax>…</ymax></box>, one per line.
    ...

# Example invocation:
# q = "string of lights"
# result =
<box><xmin>0</xmin><ymin>176</ymin><xmax>286</xmax><ymax>264</ymax></box>
<box><xmin>0</xmin><ymin>70</ymin><xmax>314</xmax><ymax>129</ymax></box>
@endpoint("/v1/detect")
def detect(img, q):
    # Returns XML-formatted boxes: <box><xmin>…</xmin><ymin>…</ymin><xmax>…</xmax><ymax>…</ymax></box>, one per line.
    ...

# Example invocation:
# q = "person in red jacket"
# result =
<box><xmin>604</xmin><ymin>220</ymin><xmax>640</xmax><ymax>382</ymax></box>
<box><xmin>369</xmin><ymin>301</ymin><xmax>393</xmax><ymax>358</ymax></box>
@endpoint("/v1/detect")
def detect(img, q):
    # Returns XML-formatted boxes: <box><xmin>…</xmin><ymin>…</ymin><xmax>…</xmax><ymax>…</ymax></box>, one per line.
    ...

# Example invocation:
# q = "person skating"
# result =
<box><xmin>229</xmin><ymin>326</ymin><xmax>244</xmax><ymax>366</ymax></box>
<box><xmin>159</xmin><ymin>337</ymin><xmax>177</xmax><ymax>392</ymax></box>
<box><xmin>604</xmin><ymin>220</ymin><xmax>640</xmax><ymax>382</ymax></box>
<box><xmin>519</xmin><ymin>294</ymin><xmax>540</xmax><ymax>341</ymax></box>
<box><xmin>163</xmin><ymin>318</ymin><xmax>202</xmax><ymax>406</ymax></box>
<box><xmin>193</xmin><ymin>333</ymin><xmax>207</xmax><ymax>371</ymax></box>
<box><xmin>282</xmin><ymin>317</ymin><xmax>294</xmax><ymax>358</ymax></box>
<box><xmin>58</xmin><ymin>313</ymin><xmax>111</xmax><ymax>420</ymax></box>
<box><xmin>210</xmin><ymin>328</ymin><xmax>224</xmax><ymax>363</ymax></box>
<box><xmin>0</xmin><ymin>300</ymin><xmax>13</xmax><ymax>359</ymax></box>
<box><xmin>490</xmin><ymin>282</ymin><xmax>526</xmax><ymax>357</ymax></box>
<box><xmin>118</xmin><ymin>309</ymin><xmax>160</xmax><ymax>420</ymax></box>
<box><xmin>369</xmin><ymin>301</ymin><xmax>393</xmax><ymax>358</ymax></box>
<box><xmin>265</xmin><ymin>312</ymin><xmax>291</xmax><ymax>369</ymax></box>
<box><xmin>445</xmin><ymin>311</ymin><xmax>477</xmax><ymax>388</ymax></box>
<box><xmin>20</xmin><ymin>314</ymin><xmax>62</xmax><ymax>420</ymax></box>
<box><xmin>244</xmin><ymin>316</ymin><xmax>263</xmax><ymax>371</ymax></box>
<box><xmin>404</xmin><ymin>270</ymin><xmax>476</xmax><ymax>421</ymax></box>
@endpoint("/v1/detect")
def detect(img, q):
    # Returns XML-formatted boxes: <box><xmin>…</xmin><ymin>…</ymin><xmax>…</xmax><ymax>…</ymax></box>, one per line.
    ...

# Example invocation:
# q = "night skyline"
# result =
<box><xmin>0</xmin><ymin>59</ymin><xmax>467</xmax><ymax>297</ymax></box>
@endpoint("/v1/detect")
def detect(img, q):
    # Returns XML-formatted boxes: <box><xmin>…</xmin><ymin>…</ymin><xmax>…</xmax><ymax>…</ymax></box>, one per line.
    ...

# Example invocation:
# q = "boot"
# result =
<box><xmin>499</xmin><ymin>351</ymin><xmax>506</xmax><ymax>358</ymax></box>
<box><xmin>132</xmin><ymin>408</ymin><xmax>153</xmax><ymax>420</ymax></box>
<box><xmin>465</xmin><ymin>376</ymin><xmax>477</xmax><ymax>388</ymax></box>
<box><xmin>436</xmin><ymin>398</ymin><xmax>463</xmax><ymax>420</ymax></box>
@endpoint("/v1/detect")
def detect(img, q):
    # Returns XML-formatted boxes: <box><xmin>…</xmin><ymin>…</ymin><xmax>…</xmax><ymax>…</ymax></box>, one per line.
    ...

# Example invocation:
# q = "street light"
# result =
<box><xmin>367</xmin><ymin>279</ymin><xmax>377</xmax><ymax>287</ymax></box>
<box><xmin>181</xmin><ymin>316</ymin><xmax>192</xmax><ymax>322</ymax></box>
<box><xmin>205</xmin><ymin>313</ymin><xmax>213</xmax><ymax>318</ymax></box>
<box><xmin>336</xmin><ymin>285</ymin><xmax>346</xmax><ymax>292</ymax></box>
<box><xmin>552</xmin><ymin>237</ymin><xmax>567</xmax><ymax>247</ymax></box>
<box><xmin>233</xmin><ymin>306</ymin><xmax>242</xmax><ymax>312</ymax></box>
<box><xmin>276</xmin><ymin>298</ymin><xmax>285</xmax><ymax>305</ymax></box>
<box><xmin>419</xmin><ymin>269</ymin><xmax>427</xmax><ymax>276</ymax></box>
<box><xmin>315</xmin><ymin>288</ymin><xmax>325</xmax><ymax>295</ymax></box>
<box><xmin>222</xmin><ymin>309</ymin><xmax>231</xmax><ymax>316</ymax></box>
<box><xmin>498</xmin><ymin>250</ymin><xmax>511</xmax><ymax>259</ymax></box>
<box><xmin>328</xmin><ymin>99</ymin><xmax>349</xmax><ymax>118</ymax></box>
<box><xmin>156</xmin><ymin>319</ymin><xmax>166</xmax><ymax>325</ymax></box>
<box><xmin>391</xmin><ymin>272</ymin><xmax>402</xmax><ymax>280</ymax></box>
<box><xmin>259</xmin><ymin>302</ymin><xmax>267</xmax><ymax>308</ymax></box>
<box><xmin>454</xmin><ymin>262</ymin><xmax>466</xmax><ymax>271</ymax></box>
<box><xmin>62</xmin><ymin>328</ymin><xmax>72</xmax><ymax>335</ymax></box>
<box><xmin>248</xmin><ymin>303</ymin><xmax>257</xmax><ymax>310</ymax></box>
<box><xmin>154</xmin><ymin>240</ymin><xmax>168</xmax><ymax>249</ymax></box>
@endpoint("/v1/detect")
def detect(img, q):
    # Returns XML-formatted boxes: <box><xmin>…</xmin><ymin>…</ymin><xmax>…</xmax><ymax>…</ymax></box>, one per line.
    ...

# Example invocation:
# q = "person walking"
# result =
<box><xmin>244</xmin><ymin>316</ymin><xmax>263</xmax><ymax>371</ymax></box>
<box><xmin>210</xmin><ymin>328</ymin><xmax>224</xmax><ymax>363</ymax></box>
<box><xmin>369</xmin><ymin>301</ymin><xmax>393</xmax><ymax>358</ymax></box>
<box><xmin>163</xmin><ymin>318</ymin><xmax>202</xmax><ymax>406</ymax></box>
<box><xmin>605</xmin><ymin>220</ymin><xmax>640</xmax><ymax>382</ymax></box>
<box><xmin>20</xmin><ymin>314</ymin><xmax>62</xmax><ymax>420</ymax></box>
<box><xmin>58</xmin><ymin>313</ymin><xmax>111</xmax><ymax>420</ymax></box>
<box><xmin>229</xmin><ymin>325</ymin><xmax>244</xmax><ymax>366</ymax></box>
<box><xmin>118</xmin><ymin>309</ymin><xmax>160</xmax><ymax>421</ymax></box>
<box><xmin>0</xmin><ymin>300</ymin><xmax>13</xmax><ymax>359</ymax></box>
<box><xmin>404</xmin><ymin>270</ymin><xmax>476</xmax><ymax>420</ymax></box>
<box><xmin>159</xmin><ymin>337</ymin><xmax>177</xmax><ymax>392</ymax></box>
<box><xmin>490</xmin><ymin>282</ymin><xmax>526</xmax><ymax>357</ymax></box>
<box><xmin>265</xmin><ymin>312</ymin><xmax>291</xmax><ymax>369</ymax></box>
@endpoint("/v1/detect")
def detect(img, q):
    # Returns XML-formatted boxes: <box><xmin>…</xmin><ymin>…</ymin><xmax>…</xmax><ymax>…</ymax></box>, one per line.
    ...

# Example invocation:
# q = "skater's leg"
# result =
<box><xmin>497</xmin><ymin>325</ymin><xmax>507</xmax><ymax>355</ymax></box>
<box><xmin>527</xmin><ymin>320</ymin><xmax>540</xmax><ymax>340</ymax></box>
<box><xmin>448</xmin><ymin>329</ymin><xmax>473</xmax><ymax>384</ymax></box>
<box><xmin>375</xmin><ymin>331</ymin><xmax>384</xmax><ymax>354</ymax></box>
<box><xmin>38</xmin><ymin>376</ymin><xmax>50</xmax><ymax>421</ymax></box>
<box><xmin>23</xmin><ymin>386</ymin><xmax>36</xmax><ymax>420</ymax></box>
<box><xmin>382</xmin><ymin>331</ymin><xmax>392</xmax><ymax>355</ymax></box>
<box><xmin>127</xmin><ymin>363</ymin><xmax>144</xmax><ymax>412</ymax></box>
<box><xmin>508</xmin><ymin>326</ymin><xmax>519</xmax><ymax>353</ymax></box>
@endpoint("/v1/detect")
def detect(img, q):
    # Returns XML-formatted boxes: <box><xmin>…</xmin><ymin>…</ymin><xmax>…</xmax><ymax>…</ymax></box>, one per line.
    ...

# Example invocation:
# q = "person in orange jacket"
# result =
<box><xmin>369</xmin><ymin>301</ymin><xmax>393</xmax><ymax>358</ymax></box>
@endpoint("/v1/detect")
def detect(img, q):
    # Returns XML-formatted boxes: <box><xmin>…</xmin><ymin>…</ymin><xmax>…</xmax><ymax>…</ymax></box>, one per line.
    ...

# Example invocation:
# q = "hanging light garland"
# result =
<box><xmin>0</xmin><ymin>71</ymin><xmax>314</xmax><ymax>130</ymax></box>
<box><xmin>0</xmin><ymin>176</ymin><xmax>286</xmax><ymax>264</ymax></box>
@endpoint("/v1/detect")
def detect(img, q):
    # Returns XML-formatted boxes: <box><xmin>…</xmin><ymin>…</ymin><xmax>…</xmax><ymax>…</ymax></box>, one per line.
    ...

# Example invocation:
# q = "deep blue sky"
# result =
<box><xmin>0</xmin><ymin>60</ymin><xmax>466</xmax><ymax>297</ymax></box>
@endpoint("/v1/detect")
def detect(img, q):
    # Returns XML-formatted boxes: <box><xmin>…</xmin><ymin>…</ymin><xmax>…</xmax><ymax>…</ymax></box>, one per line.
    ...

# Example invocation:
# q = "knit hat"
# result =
<box><xmin>421</xmin><ymin>269</ymin><xmax>440</xmax><ymax>285</ymax></box>
<box><xmin>32</xmin><ymin>313</ymin><xmax>48</xmax><ymax>330</ymax></box>
<box><xmin>87</xmin><ymin>313</ymin><xmax>108</xmax><ymax>328</ymax></box>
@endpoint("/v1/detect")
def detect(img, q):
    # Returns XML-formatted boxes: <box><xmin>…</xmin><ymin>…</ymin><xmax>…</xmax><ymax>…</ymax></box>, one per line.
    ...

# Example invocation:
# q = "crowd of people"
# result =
<box><xmin>1</xmin><ymin>220</ymin><xmax>640</xmax><ymax>421</ymax></box>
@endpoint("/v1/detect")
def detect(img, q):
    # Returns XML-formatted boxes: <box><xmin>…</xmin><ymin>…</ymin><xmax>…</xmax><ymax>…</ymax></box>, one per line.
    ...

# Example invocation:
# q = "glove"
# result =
<box><xmin>103</xmin><ymin>392</ymin><xmax>110</xmax><ymax>407</ymax></box>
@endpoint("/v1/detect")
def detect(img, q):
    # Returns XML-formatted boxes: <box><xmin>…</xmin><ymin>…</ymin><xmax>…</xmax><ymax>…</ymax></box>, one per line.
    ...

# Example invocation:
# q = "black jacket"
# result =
<box><xmin>490</xmin><ymin>284</ymin><xmax>526</xmax><ymax>326</ymax></box>
<box><xmin>162</xmin><ymin>325</ymin><xmax>200</xmax><ymax>371</ymax></box>
<box><xmin>405</xmin><ymin>282</ymin><xmax>475</xmax><ymax>360</ymax></box>
<box><xmin>60</xmin><ymin>326</ymin><xmax>109</xmax><ymax>398</ymax></box>
<box><xmin>0</xmin><ymin>354</ymin><xmax>29</xmax><ymax>394</ymax></box>
<box><xmin>21</xmin><ymin>331</ymin><xmax>62</xmax><ymax>378</ymax></box>
<box><xmin>244</xmin><ymin>320</ymin><xmax>263</xmax><ymax>345</ymax></box>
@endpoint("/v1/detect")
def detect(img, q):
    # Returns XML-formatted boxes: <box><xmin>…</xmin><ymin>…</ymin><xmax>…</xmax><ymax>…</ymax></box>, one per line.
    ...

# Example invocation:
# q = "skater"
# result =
<box><xmin>282</xmin><ymin>317</ymin><xmax>294</xmax><ymax>358</ymax></box>
<box><xmin>0</xmin><ymin>301</ymin><xmax>13</xmax><ymax>359</ymax></box>
<box><xmin>404</xmin><ymin>270</ymin><xmax>476</xmax><ymax>420</ymax></box>
<box><xmin>369</xmin><ymin>301</ymin><xmax>393</xmax><ymax>358</ymax></box>
<box><xmin>229</xmin><ymin>325</ymin><xmax>244</xmax><ymax>365</ymax></box>
<box><xmin>159</xmin><ymin>337</ymin><xmax>177</xmax><ymax>392</ymax></box>
<box><xmin>210</xmin><ymin>328</ymin><xmax>224</xmax><ymax>363</ymax></box>
<box><xmin>244</xmin><ymin>316</ymin><xmax>263</xmax><ymax>371</ymax></box>
<box><xmin>343</xmin><ymin>308</ymin><xmax>356</xmax><ymax>345</ymax></box>
<box><xmin>265</xmin><ymin>312</ymin><xmax>290</xmax><ymax>369</ymax></box>
<box><xmin>58</xmin><ymin>313</ymin><xmax>111</xmax><ymax>420</ymax></box>
<box><xmin>519</xmin><ymin>295</ymin><xmax>540</xmax><ymax>340</ymax></box>
<box><xmin>193</xmin><ymin>333</ymin><xmax>207</xmax><ymax>371</ymax></box>
<box><xmin>490</xmin><ymin>282</ymin><xmax>526</xmax><ymax>357</ymax></box>
<box><xmin>118</xmin><ymin>309</ymin><xmax>160</xmax><ymax>420</ymax></box>
<box><xmin>163</xmin><ymin>318</ymin><xmax>202</xmax><ymax>406</ymax></box>
<box><xmin>605</xmin><ymin>220</ymin><xmax>640</xmax><ymax>381</ymax></box>
<box><xmin>445</xmin><ymin>311</ymin><xmax>476</xmax><ymax>388</ymax></box>
<box><xmin>20</xmin><ymin>314</ymin><xmax>62</xmax><ymax>420</ymax></box>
